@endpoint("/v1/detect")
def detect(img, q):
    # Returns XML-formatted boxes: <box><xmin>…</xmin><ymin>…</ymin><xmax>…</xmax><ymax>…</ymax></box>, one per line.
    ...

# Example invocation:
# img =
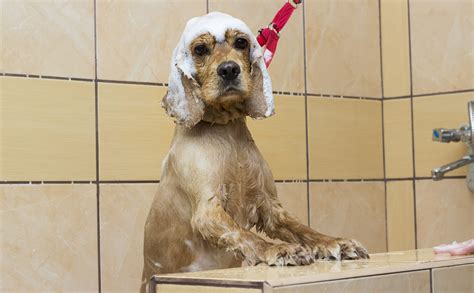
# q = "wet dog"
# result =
<box><xmin>141</xmin><ymin>12</ymin><xmax>368</xmax><ymax>292</ymax></box>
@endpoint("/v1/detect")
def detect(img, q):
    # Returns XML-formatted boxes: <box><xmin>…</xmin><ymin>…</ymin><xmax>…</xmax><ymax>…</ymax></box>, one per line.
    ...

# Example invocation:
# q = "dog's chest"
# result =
<box><xmin>219</xmin><ymin>148</ymin><xmax>264</xmax><ymax>229</ymax></box>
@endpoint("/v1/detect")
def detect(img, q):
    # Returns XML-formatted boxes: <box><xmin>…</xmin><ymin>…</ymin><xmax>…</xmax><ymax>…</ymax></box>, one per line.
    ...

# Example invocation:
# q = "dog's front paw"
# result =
<box><xmin>338</xmin><ymin>238</ymin><xmax>369</xmax><ymax>260</ymax></box>
<box><xmin>311</xmin><ymin>238</ymin><xmax>369</xmax><ymax>260</ymax></box>
<box><xmin>264</xmin><ymin>243</ymin><xmax>314</xmax><ymax>266</ymax></box>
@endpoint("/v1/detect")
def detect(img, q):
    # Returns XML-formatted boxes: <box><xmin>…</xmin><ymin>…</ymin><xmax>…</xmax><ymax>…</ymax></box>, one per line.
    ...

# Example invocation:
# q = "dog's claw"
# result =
<box><xmin>345</xmin><ymin>239</ymin><xmax>370</xmax><ymax>259</ymax></box>
<box><xmin>311</xmin><ymin>238</ymin><xmax>369</xmax><ymax>261</ymax></box>
<box><xmin>264</xmin><ymin>243</ymin><xmax>314</xmax><ymax>266</ymax></box>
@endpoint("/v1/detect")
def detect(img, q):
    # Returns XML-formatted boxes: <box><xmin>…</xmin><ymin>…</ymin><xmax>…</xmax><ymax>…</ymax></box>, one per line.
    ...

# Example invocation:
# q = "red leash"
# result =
<box><xmin>257</xmin><ymin>0</ymin><xmax>303</xmax><ymax>67</ymax></box>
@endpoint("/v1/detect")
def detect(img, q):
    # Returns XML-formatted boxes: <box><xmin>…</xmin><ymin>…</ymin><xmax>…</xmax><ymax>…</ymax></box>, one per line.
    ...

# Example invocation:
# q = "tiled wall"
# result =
<box><xmin>380</xmin><ymin>0</ymin><xmax>473</xmax><ymax>252</ymax></box>
<box><xmin>0</xmin><ymin>0</ymin><xmax>472</xmax><ymax>292</ymax></box>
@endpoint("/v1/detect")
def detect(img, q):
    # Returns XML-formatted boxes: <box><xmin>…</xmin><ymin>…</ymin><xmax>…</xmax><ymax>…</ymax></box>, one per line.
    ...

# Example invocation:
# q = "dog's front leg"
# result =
<box><xmin>191</xmin><ymin>196</ymin><xmax>313</xmax><ymax>266</ymax></box>
<box><xmin>258</xmin><ymin>198</ymin><xmax>369</xmax><ymax>260</ymax></box>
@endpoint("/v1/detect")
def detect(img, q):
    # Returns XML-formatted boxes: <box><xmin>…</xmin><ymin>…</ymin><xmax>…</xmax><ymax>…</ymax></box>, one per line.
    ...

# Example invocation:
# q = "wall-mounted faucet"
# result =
<box><xmin>431</xmin><ymin>101</ymin><xmax>474</xmax><ymax>192</ymax></box>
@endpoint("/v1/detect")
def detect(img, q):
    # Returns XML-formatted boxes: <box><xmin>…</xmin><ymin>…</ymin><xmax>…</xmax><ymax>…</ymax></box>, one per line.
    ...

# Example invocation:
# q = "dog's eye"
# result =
<box><xmin>194</xmin><ymin>44</ymin><xmax>208</xmax><ymax>56</ymax></box>
<box><xmin>234</xmin><ymin>38</ymin><xmax>248</xmax><ymax>50</ymax></box>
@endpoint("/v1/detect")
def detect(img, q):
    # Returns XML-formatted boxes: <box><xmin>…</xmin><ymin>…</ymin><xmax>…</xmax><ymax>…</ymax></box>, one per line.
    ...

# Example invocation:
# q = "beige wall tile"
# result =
<box><xmin>99</xmin><ymin>83</ymin><xmax>175</xmax><ymax>181</ymax></box>
<box><xmin>275</xmin><ymin>270</ymin><xmax>430</xmax><ymax>293</ymax></box>
<box><xmin>276</xmin><ymin>182</ymin><xmax>308</xmax><ymax>225</ymax></box>
<box><xmin>1</xmin><ymin>77</ymin><xmax>96</xmax><ymax>181</ymax></box>
<box><xmin>413</xmin><ymin>93</ymin><xmax>472</xmax><ymax>177</ymax></box>
<box><xmin>208</xmin><ymin>0</ymin><xmax>304</xmax><ymax>93</ymax></box>
<box><xmin>415</xmin><ymin>179</ymin><xmax>474</xmax><ymax>248</ymax></box>
<box><xmin>97</xmin><ymin>0</ymin><xmax>206</xmax><ymax>83</ymax></box>
<box><xmin>100</xmin><ymin>184</ymin><xmax>158</xmax><ymax>292</ymax></box>
<box><xmin>305</xmin><ymin>0</ymin><xmax>382</xmax><ymax>98</ymax></box>
<box><xmin>1</xmin><ymin>0</ymin><xmax>94</xmax><ymax>78</ymax></box>
<box><xmin>0</xmin><ymin>184</ymin><xmax>98</xmax><ymax>292</ymax></box>
<box><xmin>386</xmin><ymin>181</ymin><xmax>416</xmax><ymax>251</ymax></box>
<box><xmin>410</xmin><ymin>0</ymin><xmax>473</xmax><ymax>94</ymax></box>
<box><xmin>248</xmin><ymin>95</ymin><xmax>307</xmax><ymax>180</ymax></box>
<box><xmin>0</xmin><ymin>77</ymin><xmax>3</xmax><ymax>178</ymax></box>
<box><xmin>384</xmin><ymin>99</ymin><xmax>414</xmax><ymax>178</ymax></box>
<box><xmin>380</xmin><ymin>0</ymin><xmax>411</xmax><ymax>97</ymax></box>
<box><xmin>432</xmin><ymin>264</ymin><xmax>473</xmax><ymax>293</ymax></box>
<box><xmin>308</xmin><ymin>97</ymin><xmax>384</xmax><ymax>179</ymax></box>
<box><xmin>310</xmin><ymin>182</ymin><xmax>387</xmax><ymax>253</ymax></box>
<box><xmin>0</xmin><ymin>1</ymin><xmax>3</xmax><ymax>72</ymax></box>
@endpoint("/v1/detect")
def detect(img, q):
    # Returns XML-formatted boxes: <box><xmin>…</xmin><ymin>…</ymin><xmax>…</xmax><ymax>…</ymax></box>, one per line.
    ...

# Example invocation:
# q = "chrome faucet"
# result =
<box><xmin>431</xmin><ymin>155</ymin><xmax>474</xmax><ymax>180</ymax></box>
<box><xmin>432</xmin><ymin>126</ymin><xmax>471</xmax><ymax>143</ymax></box>
<box><xmin>431</xmin><ymin>101</ymin><xmax>474</xmax><ymax>192</ymax></box>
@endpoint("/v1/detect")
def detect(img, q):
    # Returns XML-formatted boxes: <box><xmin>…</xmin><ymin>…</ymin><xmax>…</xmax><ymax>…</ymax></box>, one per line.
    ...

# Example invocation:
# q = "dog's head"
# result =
<box><xmin>163</xmin><ymin>12</ymin><xmax>274</xmax><ymax>128</ymax></box>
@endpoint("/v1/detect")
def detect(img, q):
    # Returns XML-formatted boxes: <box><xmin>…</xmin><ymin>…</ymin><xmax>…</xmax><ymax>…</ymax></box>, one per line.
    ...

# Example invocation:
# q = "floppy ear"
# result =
<box><xmin>162</xmin><ymin>53</ymin><xmax>205</xmax><ymax>128</ymax></box>
<box><xmin>245</xmin><ymin>59</ymin><xmax>275</xmax><ymax>119</ymax></box>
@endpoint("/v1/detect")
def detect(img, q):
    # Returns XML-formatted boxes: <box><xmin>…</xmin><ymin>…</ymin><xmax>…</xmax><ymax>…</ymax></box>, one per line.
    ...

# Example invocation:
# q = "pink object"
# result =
<box><xmin>433</xmin><ymin>239</ymin><xmax>474</xmax><ymax>256</ymax></box>
<box><xmin>257</xmin><ymin>0</ymin><xmax>302</xmax><ymax>67</ymax></box>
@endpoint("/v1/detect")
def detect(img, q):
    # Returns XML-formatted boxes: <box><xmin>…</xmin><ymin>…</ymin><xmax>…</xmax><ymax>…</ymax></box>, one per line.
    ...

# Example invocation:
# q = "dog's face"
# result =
<box><xmin>162</xmin><ymin>12</ymin><xmax>274</xmax><ymax>128</ymax></box>
<box><xmin>190</xmin><ymin>29</ymin><xmax>252</xmax><ymax>106</ymax></box>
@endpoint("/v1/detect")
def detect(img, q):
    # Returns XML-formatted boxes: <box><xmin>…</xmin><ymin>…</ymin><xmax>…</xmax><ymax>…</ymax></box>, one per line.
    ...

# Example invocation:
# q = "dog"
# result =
<box><xmin>141</xmin><ymin>12</ymin><xmax>368</xmax><ymax>292</ymax></box>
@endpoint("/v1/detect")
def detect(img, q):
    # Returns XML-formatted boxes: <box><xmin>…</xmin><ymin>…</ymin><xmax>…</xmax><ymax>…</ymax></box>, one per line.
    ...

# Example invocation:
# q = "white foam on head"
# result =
<box><xmin>183</xmin><ymin>12</ymin><xmax>255</xmax><ymax>44</ymax></box>
<box><xmin>165</xmin><ymin>12</ymin><xmax>275</xmax><ymax>124</ymax></box>
<box><xmin>175</xmin><ymin>12</ymin><xmax>263</xmax><ymax>78</ymax></box>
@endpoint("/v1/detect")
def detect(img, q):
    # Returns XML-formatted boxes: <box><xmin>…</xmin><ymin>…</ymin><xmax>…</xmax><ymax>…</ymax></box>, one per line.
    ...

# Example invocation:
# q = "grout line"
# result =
<box><xmin>273</xmin><ymin>90</ymin><xmax>305</xmax><ymax>96</ymax></box>
<box><xmin>385</xmin><ymin>177</ymin><xmax>415</xmax><ymax>181</ymax></box>
<box><xmin>385</xmin><ymin>89</ymin><xmax>474</xmax><ymax>100</ymax></box>
<box><xmin>412</xmin><ymin>88</ymin><xmax>474</xmax><ymax>98</ymax></box>
<box><xmin>429</xmin><ymin>269</ymin><xmax>434</xmax><ymax>293</ymax></box>
<box><xmin>346</xmin><ymin>178</ymin><xmax>385</xmax><ymax>182</ymax></box>
<box><xmin>306</xmin><ymin>93</ymin><xmax>382</xmax><ymax>101</ymax></box>
<box><xmin>0</xmin><ymin>181</ymin><xmax>94</xmax><ymax>184</ymax></box>
<box><xmin>100</xmin><ymin>180</ymin><xmax>161</xmax><ymax>184</ymax></box>
<box><xmin>382</xmin><ymin>98</ymin><xmax>389</xmax><ymax>251</ymax></box>
<box><xmin>71</xmin><ymin>77</ymin><xmax>94</xmax><ymax>82</ymax></box>
<box><xmin>415</xmin><ymin>175</ymin><xmax>465</xmax><ymax>180</ymax></box>
<box><xmin>39</xmin><ymin>75</ymin><xmax>70</xmax><ymax>80</ymax></box>
<box><xmin>308</xmin><ymin>178</ymin><xmax>386</xmax><ymax>182</ymax></box>
<box><xmin>407</xmin><ymin>0</ymin><xmax>418</xmax><ymax>250</ymax></box>
<box><xmin>97</xmin><ymin>78</ymin><xmax>167</xmax><ymax>87</ymax></box>
<box><xmin>377</xmin><ymin>0</ymin><xmax>389</xmax><ymax>252</ymax></box>
<box><xmin>3</xmin><ymin>73</ymin><xmax>29</xmax><ymax>77</ymax></box>
<box><xmin>2</xmin><ymin>72</ymin><xmax>93</xmax><ymax>82</ymax></box>
<box><xmin>0</xmin><ymin>176</ymin><xmax>465</xmax><ymax>185</ymax></box>
<box><xmin>93</xmin><ymin>0</ymin><xmax>102</xmax><ymax>291</ymax></box>
<box><xmin>384</xmin><ymin>95</ymin><xmax>413</xmax><ymax>100</ymax></box>
<box><xmin>3</xmin><ymin>72</ymin><xmax>472</xmax><ymax>100</ymax></box>
<box><xmin>42</xmin><ymin>181</ymin><xmax>83</xmax><ymax>184</ymax></box>
<box><xmin>302</xmin><ymin>0</ymin><xmax>311</xmax><ymax>228</ymax></box>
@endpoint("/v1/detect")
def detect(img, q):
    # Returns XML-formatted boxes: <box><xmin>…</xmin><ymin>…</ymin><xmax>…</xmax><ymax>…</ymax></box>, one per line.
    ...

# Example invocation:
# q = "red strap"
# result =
<box><xmin>256</xmin><ymin>1</ymin><xmax>299</xmax><ymax>67</ymax></box>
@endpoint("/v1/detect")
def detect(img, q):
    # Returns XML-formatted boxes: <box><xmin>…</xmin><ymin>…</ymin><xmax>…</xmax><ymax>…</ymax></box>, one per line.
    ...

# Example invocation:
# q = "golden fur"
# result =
<box><xmin>141</xmin><ymin>28</ymin><xmax>369</xmax><ymax>292</ymax></box>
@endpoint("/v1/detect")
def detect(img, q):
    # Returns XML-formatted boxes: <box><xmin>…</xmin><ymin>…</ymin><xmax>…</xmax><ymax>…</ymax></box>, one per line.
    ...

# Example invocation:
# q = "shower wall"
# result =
<box><xmin>1</xmin><ymin>0</ymin><xmax>472</xmax><ymax>291</ymax></box>
<box><xmin>381</xmin><ymin>0</ymin><xmax>473</xmax><ymax>252</ymax></box>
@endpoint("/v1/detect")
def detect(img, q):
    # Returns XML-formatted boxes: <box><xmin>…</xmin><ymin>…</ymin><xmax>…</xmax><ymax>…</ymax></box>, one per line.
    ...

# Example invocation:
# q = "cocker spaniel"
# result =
<box><xmin>141</xmin><ymin>12</ymin><xmax>368</xmax><ymax>292</ymax></box>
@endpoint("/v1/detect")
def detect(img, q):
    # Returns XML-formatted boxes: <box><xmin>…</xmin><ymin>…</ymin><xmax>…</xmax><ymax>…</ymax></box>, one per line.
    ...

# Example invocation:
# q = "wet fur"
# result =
<box><xmin>141</xmin><ymin>29</ymin><xmax>369</xmax><ymax>292</ymax></box>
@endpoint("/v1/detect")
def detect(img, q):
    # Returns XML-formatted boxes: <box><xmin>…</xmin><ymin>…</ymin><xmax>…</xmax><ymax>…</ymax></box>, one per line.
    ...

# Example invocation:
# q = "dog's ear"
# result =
<box><xmin>162</xmin><ymin>67</ymin><xmax>204</xmax><ymax>128</ymax></box>
<box><xmin>161</xmin><ymin>40</ymin><xmax>204</xmax><ymax>128</ymax></box>
<box><xmin>245</xmin><ymin>59</ymin><xmax>275</xmax><ymax>119</ymax></box>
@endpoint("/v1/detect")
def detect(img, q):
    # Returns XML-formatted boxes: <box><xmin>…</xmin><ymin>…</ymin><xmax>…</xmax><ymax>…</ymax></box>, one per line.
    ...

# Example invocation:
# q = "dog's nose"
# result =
<box><xmin>217</xmin><ymin>61</ymin><xmax>241</xmax><ymax>81</ymax></box>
